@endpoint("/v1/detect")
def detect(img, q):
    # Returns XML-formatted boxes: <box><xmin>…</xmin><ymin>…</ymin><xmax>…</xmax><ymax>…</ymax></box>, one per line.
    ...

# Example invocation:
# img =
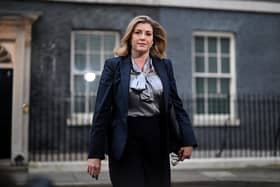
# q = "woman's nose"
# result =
<box><xmin>140</xmin><ymin>33</ymin><xmax>145</xmax><ymax>39</ymax></box>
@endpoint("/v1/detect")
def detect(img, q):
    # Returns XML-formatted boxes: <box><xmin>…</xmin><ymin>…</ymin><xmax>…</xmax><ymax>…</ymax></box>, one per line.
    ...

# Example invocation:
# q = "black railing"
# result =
<box><xmin>29</xmin><ymin>94</ymin><xmax>280</xmax><ymax>161</ymax></box>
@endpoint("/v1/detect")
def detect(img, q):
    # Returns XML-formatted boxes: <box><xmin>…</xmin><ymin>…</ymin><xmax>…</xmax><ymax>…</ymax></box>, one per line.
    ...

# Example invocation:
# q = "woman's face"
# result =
<box><xmin>130</xmin><ymin>23</ymin><xmax>154</xmax><ymax>56</ymax></box>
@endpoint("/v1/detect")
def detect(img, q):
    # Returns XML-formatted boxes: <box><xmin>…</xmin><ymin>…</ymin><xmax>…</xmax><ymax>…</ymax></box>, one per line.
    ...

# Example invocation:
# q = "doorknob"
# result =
<box><xmin>22</xmin><ymin>104</ymin><xmax>29</xmax><ymax>114</ymax></box>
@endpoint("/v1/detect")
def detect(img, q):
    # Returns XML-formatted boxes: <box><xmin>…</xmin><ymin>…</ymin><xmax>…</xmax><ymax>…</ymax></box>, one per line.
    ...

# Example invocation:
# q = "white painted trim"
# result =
<box><xmin>70</xmin><ymin>31</ymin><xmax>120</xmax><ymax>116</ymax></box>
<box><xmin>70</xmin><ymin>32</ymin><xmax>75</xmax><ymax>116</ymax></box>
<box><xmin>66</xmin><ymin>112</ymin><xmax>93</xmax><ymax>126</ymax></box>
<box><xmin>0</xmin><ymin>63</ymin><xmax>13</xmax><ymax>68</ymax></box>
<box><xmin>193</xmin><ymin>115</ymin><xmax>240</xmax><ymax>126</ymax></box>
<box><xmin>11</xmin><ymin>21</ymin><xmax>30</xmax><ymax>165</ymax></box>
<box><xmin>0</xmin><ymin>15</ymin><xmax>39</xmax><ymax>164</ymax></box>
<box><xmin>47</xmin><ymin>0</ymin><xmax>280</xmax><ymax>14</ymax></box>
<box><xmin>192</xmin><ymin>31</ymin><xmax>237</xmax><ymax>126</ymax></box>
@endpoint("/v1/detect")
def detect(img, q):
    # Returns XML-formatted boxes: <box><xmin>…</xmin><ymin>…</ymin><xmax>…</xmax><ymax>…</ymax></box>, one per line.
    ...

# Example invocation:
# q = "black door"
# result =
<box><xmin>0</xmin><ymin>69</ymin><xmax>13</xmax><ymax>158</ymax></box>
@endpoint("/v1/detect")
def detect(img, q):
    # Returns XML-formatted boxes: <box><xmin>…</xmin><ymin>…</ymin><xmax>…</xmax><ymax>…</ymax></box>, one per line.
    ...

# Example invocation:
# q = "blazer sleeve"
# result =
<box><xmin>88</xmin><ymin>59</ymin><xmax>115</xmax><ymax>159</ymax></box>
<box><xmin>165</xmin><ymin>59</ymin><xmax>198</xmax><ymax>148</ymax></box>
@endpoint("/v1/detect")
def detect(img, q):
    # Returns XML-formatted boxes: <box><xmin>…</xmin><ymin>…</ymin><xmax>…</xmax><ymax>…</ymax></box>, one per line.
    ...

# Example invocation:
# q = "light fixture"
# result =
<box><xmin>84</xmin><ymin>72</ymin><xmax>96</xmax><ymax>82</ymax></box>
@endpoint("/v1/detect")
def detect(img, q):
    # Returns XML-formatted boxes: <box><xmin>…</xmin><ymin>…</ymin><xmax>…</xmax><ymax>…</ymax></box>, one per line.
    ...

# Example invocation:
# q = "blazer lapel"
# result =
<box><xmin>119</xmin><ymin>56</ymin><xmax>131</xmax><ymax>117</ymax></box>
<box><xmin>119</xmin><ymin>56</ymin><xmax>169</xmax><ymax>116</ymax></box>
<box><xmin>152</xmin><ymin>57</ymin><xmax>169</xmax><ymax>113</ymax></box>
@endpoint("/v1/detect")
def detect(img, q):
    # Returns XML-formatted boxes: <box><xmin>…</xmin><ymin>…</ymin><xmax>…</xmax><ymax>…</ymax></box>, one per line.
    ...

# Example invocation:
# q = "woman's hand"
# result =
<box><xmin>87</xmin><ymin>158</ymin><xmax>101</xmax><ymax>178</ymax></box>
<box><xmin>178</xmin><ymin>146</ymin><xmax>193</xmax><ymax>161</ymax></box>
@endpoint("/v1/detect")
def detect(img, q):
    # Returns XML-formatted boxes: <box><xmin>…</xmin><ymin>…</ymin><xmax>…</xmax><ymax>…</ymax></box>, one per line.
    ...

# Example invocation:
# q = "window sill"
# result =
<box><xmin>193</xmin><ymin>115</ymin><xmax>240</xmax><ymax>127</ymax></box>
<box><xmin>66</xmin><ymin>113</ymin><xmax>93</xmax><ymax>126</ymax></box>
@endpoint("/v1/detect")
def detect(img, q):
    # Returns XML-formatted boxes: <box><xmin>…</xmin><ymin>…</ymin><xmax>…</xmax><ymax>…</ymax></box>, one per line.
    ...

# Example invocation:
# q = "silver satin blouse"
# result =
<box><xmin>128</xmin><ymin>57</ymin><xmax>163</xmax><ymax>117</ymax></box>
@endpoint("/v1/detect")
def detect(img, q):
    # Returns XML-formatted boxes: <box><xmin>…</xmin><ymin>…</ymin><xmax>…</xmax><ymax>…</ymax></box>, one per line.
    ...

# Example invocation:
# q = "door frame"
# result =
<box><xmin>0</xmin><ymin>13</ymin><xmax>39</xmax><ymax>165</ymax></box>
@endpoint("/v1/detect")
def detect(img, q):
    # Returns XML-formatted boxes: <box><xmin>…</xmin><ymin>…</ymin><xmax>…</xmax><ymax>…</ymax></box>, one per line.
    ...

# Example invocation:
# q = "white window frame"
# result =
<box><xmin>68</xmin><ymin>30</ymin><xmax>120</xmax><ymax>126</ymax></box>
<box><xmin>192</xmin><ymin>31</ymin><xmax>239</xmax><ymax>126</ymax></box>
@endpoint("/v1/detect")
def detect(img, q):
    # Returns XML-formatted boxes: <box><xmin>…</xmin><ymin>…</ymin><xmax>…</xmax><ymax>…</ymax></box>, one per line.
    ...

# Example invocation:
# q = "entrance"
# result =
<box><xmin>0</xmin><ymin>68</ymin><xmax>13</xmax><ymax>158</ymax></box>
<box><xmin>0</xmin><ymin>14</ymin><xmax>39</xmax><ymax>163</ymax></box>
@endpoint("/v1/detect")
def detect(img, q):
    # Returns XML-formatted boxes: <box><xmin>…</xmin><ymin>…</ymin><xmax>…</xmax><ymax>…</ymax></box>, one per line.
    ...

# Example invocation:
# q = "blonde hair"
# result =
<box><xmin>114</xmin><ymin>15</ymin><xmax>167</xmax><ymax>59</ymax></box>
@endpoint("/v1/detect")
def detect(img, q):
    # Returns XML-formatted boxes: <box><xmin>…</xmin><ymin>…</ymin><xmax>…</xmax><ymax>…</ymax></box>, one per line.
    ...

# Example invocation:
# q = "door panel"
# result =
<box><xmin>0</xmin><ymin>69</ymin><xmax>13</xmax><ymax>158</ymax></box>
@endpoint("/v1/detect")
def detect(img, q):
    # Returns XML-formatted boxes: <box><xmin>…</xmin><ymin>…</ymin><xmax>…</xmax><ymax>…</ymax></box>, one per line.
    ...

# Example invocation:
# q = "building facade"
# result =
<box><xmin>1</xmin><ymin>0</ymin><xmax>280</xmax><ymax>164</ymax></box>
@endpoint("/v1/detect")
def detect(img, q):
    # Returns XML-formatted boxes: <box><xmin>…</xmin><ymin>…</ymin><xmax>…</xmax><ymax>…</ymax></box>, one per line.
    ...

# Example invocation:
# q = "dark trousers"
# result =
<box><xmin>109</xmin><ymin>116</ymin><xmax>170</xmax><ymax>187</ymax></box>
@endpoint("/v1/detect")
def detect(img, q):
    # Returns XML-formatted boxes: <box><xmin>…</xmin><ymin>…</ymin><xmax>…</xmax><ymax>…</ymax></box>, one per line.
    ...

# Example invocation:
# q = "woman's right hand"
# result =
<box><xmin>87</xmin><ymin>158</ymin><xmax>101</xmax><ymax>178</ymax></box>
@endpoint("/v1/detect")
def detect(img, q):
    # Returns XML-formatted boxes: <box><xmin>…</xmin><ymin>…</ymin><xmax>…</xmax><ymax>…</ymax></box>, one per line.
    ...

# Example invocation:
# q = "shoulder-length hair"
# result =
<box><xmin>114</xmin><ymin>15</ymin><xmax>167</xmax><ymax>59</ymax></box>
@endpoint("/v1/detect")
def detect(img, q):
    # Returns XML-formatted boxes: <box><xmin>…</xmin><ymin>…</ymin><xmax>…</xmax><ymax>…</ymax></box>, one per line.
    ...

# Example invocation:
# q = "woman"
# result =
<box><xmin>87</xmin><ymin>15</ymin><xmax>197</xmax><ymax>187</ymax></box>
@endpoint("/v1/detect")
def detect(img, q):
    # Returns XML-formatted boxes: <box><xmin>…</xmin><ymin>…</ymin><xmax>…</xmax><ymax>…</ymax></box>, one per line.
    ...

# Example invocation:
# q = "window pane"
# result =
<box><xmin>75</xmin><ymin>54</ymin><xmax>86</xmax><ymax>71</ymax></box>
<box><xmin>89</xmin><ymin>34</ymin><xmax>101</xmax><ymax>51</ymax></box>
<box><xmin>208</xmin><ymin>37</ymin><xmax>217</xmax><ymax>53</ymax></box>
<box><xmin>221</xmin><ymin>57</ymin><xmax>230</xmax><ymax>73</ymax></box>
<box><xmin>104</xmin><ymin>53</ymin><xmax>114</xmax><ymax>60</ymax></box>
<box><xmin>71</xmin><ymin>31</ymin><xmax>119</xmax><ymax>115</ymax></box>
<box><xmin>195</xmin><ymin>36</ymin><xmax>204</xmax><ymax>53</ymax></box>
<box><xmin>208</xmin><ymin>57</ymin><xmax>217</xmax><ymax>73</ymax></box>
<box><xmin>89</xmin><ymin>95</ymin><xmax>96</xmax><ymax>113</ymax></box>
<box><xmin>196</xmin><ymin>78</ymin><xmax>204</xmax><ymax>94</ymax></box>
<box><xmin>89</xmin><ymin>54</ymin><xmax>101</xmax><ymax>71</ymax></box>
<box><xmin>74</xmin><ymin>75</ymin><xmax>86</xmax><ymax>93</ymax></box>
<box><xmin>208</xmin><ymin>78</ymin><xmax>217</xmax><ymax>94</ymax></box>
<box><xmin>75</xmin><ymin>33</ymin><xmax>87</xmax><ymax>51</ymax></box>
<box><xmin>221</xmin><ymin>38</ymin><xmax>230</xmax><ymax>54</ymax></box>
<box><xmin>104</xmin><ymin>34</ymin><xmax>116</xmax><ymax>51</ymax></box>
<box><xmin>220</xmin><ymin>98</ymin><xmax>230</xmax><ymax>114</ymax></box>
<box><xmin>208</xmin><ymin>98</ymin><xmax>218</xmax><ymax>114</ymax></box>
<box><xmin>74</xmin><ymin>96</ymin><xmax>85</xmax><ymax>113</ymax></box>
<box><xmin>221</xmin><ymin>78</ymin><xmax>230</xmax><ymax>94</ymax></box>
<box><xmin>195</xmin><ymin>56</ymin><xmax>204</xmax><ymax>72</ymax></box>
<box><xmin>208</xmin><ymin>98</ymin><xmax>229</xmax><ymax>114</ymax></box>
<box><xmin>89</xmin><ymin>75</ymin><xmax>101</xmax><ymax>93</ymax></box>
<box><xmin>196</xmin><ymin>98</ymin><xmax>205</xmax><ymax>114</ymax></box>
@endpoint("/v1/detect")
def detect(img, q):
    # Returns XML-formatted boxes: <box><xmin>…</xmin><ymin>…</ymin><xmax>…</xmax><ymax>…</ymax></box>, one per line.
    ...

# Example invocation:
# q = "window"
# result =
<box><xmin>0</xmin><ymin>44</ymin><xmax>12</xmax><ymax>63</ymax></box>
<box><xmin>192</xmin><ymin>32</ymin><xmax>238</xmax><ymax>126</ymax></box>
<box><xmin>0</xmin><ymin>42</ymin><xmax>14</xmax><ymax>69</ymax></box>
<box><xmin>68</xmin><ymin>31</ymin><xmax>119</xmax><ymax>125</ymax></box>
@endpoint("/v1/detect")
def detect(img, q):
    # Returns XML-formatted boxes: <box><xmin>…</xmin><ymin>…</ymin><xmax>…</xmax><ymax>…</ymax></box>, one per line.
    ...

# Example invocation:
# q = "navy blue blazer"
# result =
<box><xmin>88</xmin><ymin>55</ymin><xmax>197</xmax><ymax>160</ymax></box>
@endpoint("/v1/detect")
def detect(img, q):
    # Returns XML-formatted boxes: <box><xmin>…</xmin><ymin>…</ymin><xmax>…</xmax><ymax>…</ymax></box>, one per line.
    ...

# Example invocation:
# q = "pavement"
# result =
<box><xmin>2</xmin><ymin>158</ymin><xmax>280</xmax><ymax>187</ymax></box>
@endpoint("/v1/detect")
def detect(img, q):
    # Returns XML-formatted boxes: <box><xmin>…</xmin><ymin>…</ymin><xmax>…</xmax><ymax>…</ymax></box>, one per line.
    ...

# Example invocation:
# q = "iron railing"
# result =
<box><xmin>29</xmin><ymin>94</ymin><xmax>280</xmax><ymax>161</ymax></box>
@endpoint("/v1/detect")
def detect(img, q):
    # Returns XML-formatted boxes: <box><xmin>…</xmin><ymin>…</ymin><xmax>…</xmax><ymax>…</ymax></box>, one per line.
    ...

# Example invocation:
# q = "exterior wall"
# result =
<box><xmin>160</xmin><ymin>8</ymin><xmax>280</xmax><ymax>96</ymax></box>
<box><xmin>4</xmin><ymin>0</ymin><xmax>280</xmax><ymax>106</ymax></box>
<box><xmin>2</xmin><ymin>1</ymin><xmax>162</xmax><ymax>159</ymax></box>
<box><xmin>2</xmin><ymin>0</ymin><xmax>280</xmax><ymax>160</ymax></box>
<box><xmin>47</xmin><ymin>0</ymin><xmax>280</xmax><ymax>14</ymax></box>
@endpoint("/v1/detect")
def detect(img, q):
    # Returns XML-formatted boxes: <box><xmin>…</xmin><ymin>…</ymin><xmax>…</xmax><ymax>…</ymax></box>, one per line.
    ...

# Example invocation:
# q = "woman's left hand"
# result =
<box><xmin>178</xmin><ymin>146</ymin><xmax>193</xmax><ymax>161</ymax></box>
